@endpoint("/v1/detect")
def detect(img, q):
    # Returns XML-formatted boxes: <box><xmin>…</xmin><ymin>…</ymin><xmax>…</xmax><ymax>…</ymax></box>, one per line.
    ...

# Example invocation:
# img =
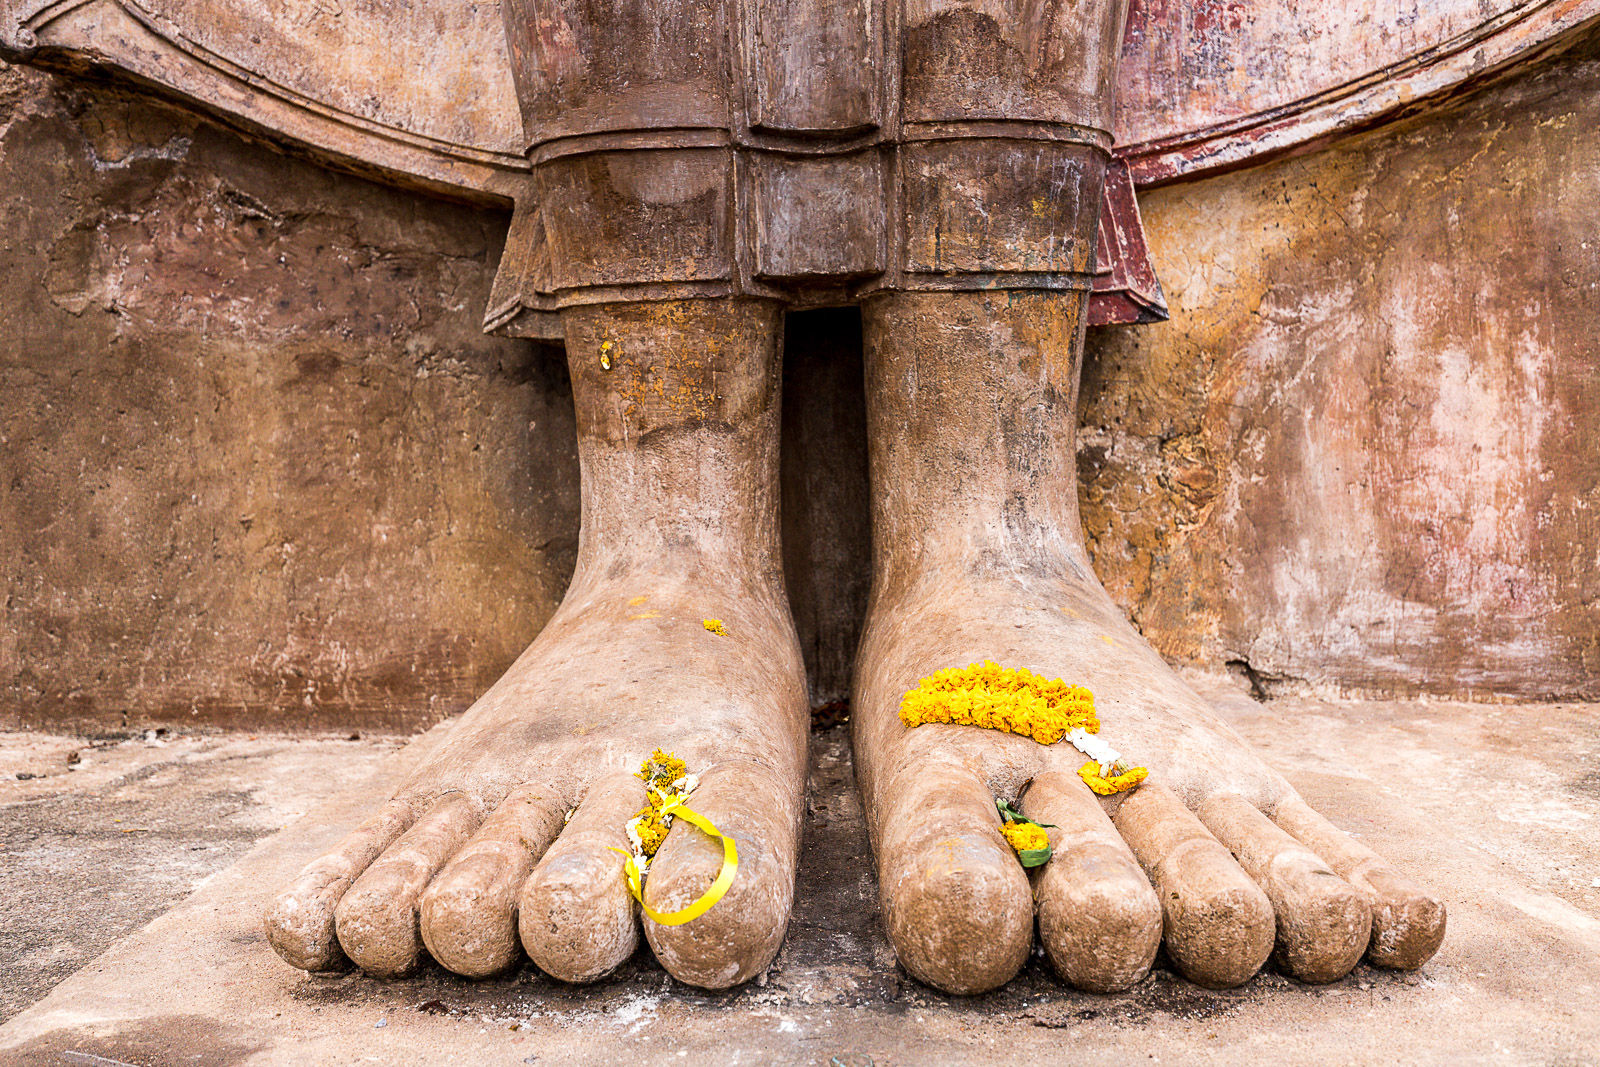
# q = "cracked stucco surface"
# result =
<box><xmin>0</xmin><ymin>64</ymin><xmax>580</xmax><ymax>731</ymax></box>
<box><xmin>1078</xmin><ymin>45</ymin><xmax>1600</xmax><ymax>700</ymax></box>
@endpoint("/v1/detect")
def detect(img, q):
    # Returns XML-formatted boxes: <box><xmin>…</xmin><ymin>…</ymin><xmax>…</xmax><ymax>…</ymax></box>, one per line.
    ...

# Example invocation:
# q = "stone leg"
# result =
<box><xmin>851</xmin><ymin>288</ymin><xmax>1446</xmax><ymax>993</ymax></box>
<box><xmin>265</xmin><ymin>297</ymin><xmax>810</xmax><ymax>989</ymax></box>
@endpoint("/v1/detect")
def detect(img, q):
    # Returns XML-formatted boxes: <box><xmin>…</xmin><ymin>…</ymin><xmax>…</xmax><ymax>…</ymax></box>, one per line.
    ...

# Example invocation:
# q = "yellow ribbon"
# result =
<box><xmin>612</xmin><ymin>799</ymin><xmax>739</xmax><ymax>926</ymax></box>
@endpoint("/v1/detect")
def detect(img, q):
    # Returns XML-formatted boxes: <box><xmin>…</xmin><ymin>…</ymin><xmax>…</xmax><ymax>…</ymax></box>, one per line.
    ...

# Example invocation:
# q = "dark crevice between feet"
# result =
<box><xmin>779</xmin><ymin>307</ymin><xmax>871</xmax><ymax>709</ymax></box>
<box><xmin>810</xmin><ymin>699</ymin><xmax>850</xmax><ymax>732</ymax></box>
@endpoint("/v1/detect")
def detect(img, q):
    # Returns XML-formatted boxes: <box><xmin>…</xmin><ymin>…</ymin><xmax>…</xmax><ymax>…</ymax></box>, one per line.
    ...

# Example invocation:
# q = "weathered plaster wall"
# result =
<box><xmin>0</xmin><ymin>65</ymin><xmax>580</xmax><ymax>732</ymax></box>
<box><xmin>3</xmin><ymin>41</ymin><xmax>1597</xmax><ymax>733</ymax></box>
<box><xmin>1079</xmin><ymin>47</ymin><xmax>1600</xmax><ymax>700</ymax></box>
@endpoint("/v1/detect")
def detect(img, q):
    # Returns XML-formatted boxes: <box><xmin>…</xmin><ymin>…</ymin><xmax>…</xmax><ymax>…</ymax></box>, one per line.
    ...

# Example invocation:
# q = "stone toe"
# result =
<box><xmin>335</xmin><ymin>793</ymin><xmax>480</xmax><ymax>976</ymax></box>
<box><xmin>1116</xmin><ymin>784</ymin><xmax>1275</xmax><ymax>989</ymax></box>
<box><xmin>1270</xmin><ymin>795</ymin><xmax>1446</xmax><ymax>970</ymax></box>
<box><xmin>519</xmin><ymin>772</ymin><xmax>644</xmax><ymax>984</ymax></box>
<box><xmin>264</xmin><ymin>798</ymin><xmax>415</xmax><ymax>972</ymax></box>
<box><xmin>1024</xmin><ymin>771</ymin><xmax>1162</xmax><ymax>992</ymax></box>
<box><xmin>420</xmin><ymin>782</ymin><xmax>567</xmax><ymax>978</ymax></box>
<box><xmin>1197</xmin><ymin>793</ymin><xmax>1369</xmax><ymax>983</ymax></box>
<box><xmin>643</xmin><ymin>760</ymin><xmax>803</xmax><ymax>990</ymax></box>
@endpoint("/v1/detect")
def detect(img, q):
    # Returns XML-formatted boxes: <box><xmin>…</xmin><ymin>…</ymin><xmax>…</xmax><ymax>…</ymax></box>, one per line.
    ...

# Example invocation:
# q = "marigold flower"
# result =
<box><xmin>898</xmin><ymin>659</ymin><xmax>1097</xmax><ymax>744</ymax></box>
<box><xmin>631</xmin><ymin>806</ymin><xmax>671</xmax><ymax>855</ymax></box>
<box><xmin>629</xmin><ymin>749</ymin><xmax>699</xmax><ymax>858</ymax></box>
<box><xmin>1000</xmin><ymin>820</ymin><xmax>1050</xmax><ymax>854</ymax></box>
<box><xmin>703</xmin><ymin>618</ymin><xmax>729</xmax><ymax>636</ymax></box>
<box><xmin>636</xmin><ymin>748</ymin><xmax>689</xmax><ymax>790</ymax></box>
<box><xmin>1077</xmin><ymin>760</ymin><xmax>1149</xmax><ymax>796</ymax></box>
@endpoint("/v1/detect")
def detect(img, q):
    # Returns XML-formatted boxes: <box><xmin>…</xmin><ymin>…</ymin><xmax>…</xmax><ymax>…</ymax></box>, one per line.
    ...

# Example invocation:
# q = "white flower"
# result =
<box><xmin>1066</xmin><ymin>727</ymin><xmax>1122</xmax><ymax>777</ymax></box>
<box><xmin>625</xmin><ymin>815</ymin><xmax>646</xmax><ymax>855</ymax></box>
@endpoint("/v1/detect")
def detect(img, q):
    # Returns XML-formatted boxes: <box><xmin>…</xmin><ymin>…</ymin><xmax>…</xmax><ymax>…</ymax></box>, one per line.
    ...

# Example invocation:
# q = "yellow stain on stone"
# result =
<box><xmin>613</xmin><ymin>303</ymin><xmax>723</xmax><ymax>425</ymax></box>
<box><xmin>702</xmin><ymin>618</ymin><xmax>729</xmax><ymax>636</ymax></box>
<box><xmin>628</xmin><ymin>595</ymin><xmax>649</xmax><ymax>606</ymax></box>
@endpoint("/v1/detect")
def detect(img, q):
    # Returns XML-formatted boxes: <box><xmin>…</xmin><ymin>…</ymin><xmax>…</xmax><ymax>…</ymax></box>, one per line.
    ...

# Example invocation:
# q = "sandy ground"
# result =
<box><xmin>1</xmin><ymin>676</ymin><xmax>1597</xmax><ymax>1065</ymax></box>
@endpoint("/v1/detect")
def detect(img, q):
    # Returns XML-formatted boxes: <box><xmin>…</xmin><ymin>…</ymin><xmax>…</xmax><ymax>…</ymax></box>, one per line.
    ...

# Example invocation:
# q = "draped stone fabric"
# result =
<box><xmin>490</xmin><ymin>0</ymin><xmax>1127</xmax><ymax>327</ymax></box>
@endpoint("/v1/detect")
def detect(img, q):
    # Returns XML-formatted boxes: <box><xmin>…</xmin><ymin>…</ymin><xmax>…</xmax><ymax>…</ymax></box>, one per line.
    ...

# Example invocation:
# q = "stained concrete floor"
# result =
<box><xmin>1</xmin><ymin>676</ymin><xmax>1597</xmax><ymax>1065</ymax></box>
<box><xmin>0</xmin><ymin>731</ymin><xmax>406</xmax><ymax>1023</ymax></box>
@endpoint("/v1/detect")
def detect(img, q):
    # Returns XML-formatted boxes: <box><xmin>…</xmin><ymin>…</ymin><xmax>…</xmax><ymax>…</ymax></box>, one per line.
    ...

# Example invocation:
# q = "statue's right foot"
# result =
<box><xmin>265</xmin><ymin>298</ymin><xmax>810</xmax><ymax>990</ymax></box>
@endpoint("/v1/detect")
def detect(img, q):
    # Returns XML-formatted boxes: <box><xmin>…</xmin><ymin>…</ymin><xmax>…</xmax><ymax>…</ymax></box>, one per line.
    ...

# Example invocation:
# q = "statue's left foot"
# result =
<box><xmin>850</xmin><ymin>290</ymin><xmax>1445</xmax><ymax>995</ymax></box>
<box><xmin>852</xmin><ymin>568</ymin><xmax>1446</xmax><ymax>994</ymax></box>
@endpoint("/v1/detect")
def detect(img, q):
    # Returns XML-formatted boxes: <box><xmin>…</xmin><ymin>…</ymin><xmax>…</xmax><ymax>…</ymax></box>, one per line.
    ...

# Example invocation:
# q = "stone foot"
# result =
<box><xmin>851</xmin><ymin>290</ymin><xmax>1445</xmax><ymax>995</ymax></box>
<box><xmin>265</xmin><ymin>299</ymin><xmax>809</xmax><ymax>989</ymax></box>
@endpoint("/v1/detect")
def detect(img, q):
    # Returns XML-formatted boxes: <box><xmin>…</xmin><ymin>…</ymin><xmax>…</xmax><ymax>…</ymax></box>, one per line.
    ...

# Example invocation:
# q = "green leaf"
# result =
<box><xmin>1017</xmin><ymin>847</ymin><xmax>1053</xmax><ymax>868</ymax></box>
<box><xmin>995</xmin><ymin>798</ymin><xmax>1056</xmax><ymax>829</ymax></box>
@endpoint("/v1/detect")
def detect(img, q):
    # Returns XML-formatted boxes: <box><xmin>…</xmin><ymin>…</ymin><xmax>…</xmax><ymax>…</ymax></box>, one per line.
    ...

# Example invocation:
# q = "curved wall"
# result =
<box><xmin>1081</xmin><ymin>43</ymin><xmax>1600</xmax><ymax>699</ymax></box>
<box><xmin>1</xmin><ymin>42</ymin><xmax>1596</xmax><ymax>731</ymax></box>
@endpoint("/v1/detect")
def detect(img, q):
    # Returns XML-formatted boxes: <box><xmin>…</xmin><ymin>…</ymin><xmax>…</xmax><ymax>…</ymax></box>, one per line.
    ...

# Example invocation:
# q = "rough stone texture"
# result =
<box><xmin>4</xmin><ymin>38</ymin><xmax>1600</xmax><ymax>734</ymax></box>
<box><xmin>0</xmin><ymin>63</ymin><xmax>580</xmax><ymax>733</ymax></box>
<box><xmin>1079</xmin><ymin>43</ymin><xmax>1600</xmax><ymax>701</ymax></box>
<box><xmin>2</xmin><ymin>681</ymin><xmax>1598</xmax><ymax>1059</ymax></box>
<box><xmin>260</xmin><ymin>296</ymin><xmax>814</xmax><ymax>990</ymax></box>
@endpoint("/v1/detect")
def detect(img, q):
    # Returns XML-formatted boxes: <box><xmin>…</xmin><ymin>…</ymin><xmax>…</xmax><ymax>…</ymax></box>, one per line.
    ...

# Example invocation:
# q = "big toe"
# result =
<box><xmin>643</xmin><ymin>760</ymin><xmax>803</xmax><ymax>990</ymax></box>
<box><xmin>876</xmin><ymin>762</ymin><xmax>1033</xmax><ymax>994</ymax></box>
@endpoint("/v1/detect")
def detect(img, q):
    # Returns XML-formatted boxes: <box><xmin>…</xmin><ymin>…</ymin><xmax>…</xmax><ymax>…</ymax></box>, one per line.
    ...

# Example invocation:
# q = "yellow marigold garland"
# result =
<box><xmin>899</xmin><ymin>660</ymin><xmax>1149</xmax><ymax>796</ymax></box>
<box><xmin>1077</xmin><ymin>760</ymin><xmax>1149</xmax><ymax>796</ymax></box>
<box><xmin>898</xmin><ymin>659</ymin><xmax>1098</xmax><ymax>744</ymax></box>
